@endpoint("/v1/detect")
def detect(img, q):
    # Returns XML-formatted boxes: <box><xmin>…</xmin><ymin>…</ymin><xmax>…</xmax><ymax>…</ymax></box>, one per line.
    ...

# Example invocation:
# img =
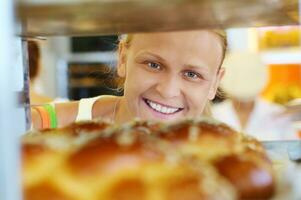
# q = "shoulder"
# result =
<box><xmin>92</xmin><ymin>95</ymin><xmax>120</xmax><ymax>119</ymax></box>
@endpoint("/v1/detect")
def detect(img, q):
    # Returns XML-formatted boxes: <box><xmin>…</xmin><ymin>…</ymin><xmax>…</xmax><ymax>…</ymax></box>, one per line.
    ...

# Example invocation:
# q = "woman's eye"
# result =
<box><xmin>184</xmin><ymin>71</ymin><xmax>199</xmax><ymax>79</ymax></box>
<box><xmin>147</xmin><ymin>62</ymin><xmax>161</xmax><ymax>70</ymax></box>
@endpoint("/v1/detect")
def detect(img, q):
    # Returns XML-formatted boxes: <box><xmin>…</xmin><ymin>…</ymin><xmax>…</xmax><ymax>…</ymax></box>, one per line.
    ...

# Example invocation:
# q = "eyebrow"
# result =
<box><xmin>137</xmin><ymin>51</ymin><xmax>210</xmax><ymax>74</ymax></box>
<box><xmin>137</xmin><ymin>51</ymin><xmax>167</xmax><ymax>63</ymax></box>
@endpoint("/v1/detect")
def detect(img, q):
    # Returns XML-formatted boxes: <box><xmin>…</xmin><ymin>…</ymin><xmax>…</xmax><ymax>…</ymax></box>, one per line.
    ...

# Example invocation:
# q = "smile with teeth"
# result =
<box><xmin>144</xmin><ymin>98</ymin><xmax>183</xmax><ymax>114</ymax></box>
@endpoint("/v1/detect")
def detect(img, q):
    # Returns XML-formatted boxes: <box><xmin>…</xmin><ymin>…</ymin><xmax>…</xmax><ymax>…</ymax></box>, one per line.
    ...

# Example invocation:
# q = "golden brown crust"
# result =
<box><xmin>150</xmin><ymin>119</ymin><xmax>275</xmax><ymax>199</ymax></box>
<box><xmin>38</xmin><ymin>120</ymin><xmax>112</xmax><ymax>136</ymax></box>
<box><xmin>24</xmin><ymin>181</ymin><xmax>73</xmax><ymax>200</ymax></box>
<box><xmin>67</xmin><ymin>136</ymin><xmax>164</xmax><ymax>176</ymax></box>
<box><xmin>22</xmin><ymin>118</ymin><xmax>274</xmax><ymax>200</ymax></box>
<box><xmin>214</xmin><ymin>153</ymin><xmax>275</xmax><ymax>200</ymax></box>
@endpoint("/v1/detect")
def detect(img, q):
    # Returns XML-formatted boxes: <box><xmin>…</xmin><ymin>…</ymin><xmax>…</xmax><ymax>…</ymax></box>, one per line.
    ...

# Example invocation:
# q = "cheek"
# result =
<box><xmin>123</xmin><ymin>63</ymin><xmax>157</xmax><ymax>98</ymax></box>
<box><xmin>185</xmin><ymin>83</ymin><xmax>212</xmax><ymax>112</ymax></box>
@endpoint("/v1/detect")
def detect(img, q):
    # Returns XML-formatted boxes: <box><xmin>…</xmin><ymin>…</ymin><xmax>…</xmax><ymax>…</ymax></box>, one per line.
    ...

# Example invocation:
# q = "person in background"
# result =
<box><xmin>31</xmin><ymin>30</ymin><xmax>227</xmax><ymax>130</ymax></box>
<box><xmin>212</xmin><ymin>52</ymin><xmax>296</xmax><ymax>140</ymax></box>
<box><xmin>28</xmin><ymin>40</ymin><xmax>54</xmax><ymax>105</ymax></box>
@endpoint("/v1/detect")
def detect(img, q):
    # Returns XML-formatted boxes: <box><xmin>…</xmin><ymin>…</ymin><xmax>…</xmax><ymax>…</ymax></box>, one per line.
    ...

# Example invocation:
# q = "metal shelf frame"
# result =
<box><xmin>18</xmin><ymin>0</ymin><xmax>299</xmax><ymax>37</ymax></box>
<box><xmin>0</xmin><ymin>1</ymin><xmax>23</xmax><ymax>200</ymax></box>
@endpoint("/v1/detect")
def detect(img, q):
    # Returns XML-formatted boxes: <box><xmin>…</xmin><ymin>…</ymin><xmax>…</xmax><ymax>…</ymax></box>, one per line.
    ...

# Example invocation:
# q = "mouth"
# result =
<box><xmin>142</xmin><ymin>98</ymin><xmax>184</xmax><ymax>115</ymax></box>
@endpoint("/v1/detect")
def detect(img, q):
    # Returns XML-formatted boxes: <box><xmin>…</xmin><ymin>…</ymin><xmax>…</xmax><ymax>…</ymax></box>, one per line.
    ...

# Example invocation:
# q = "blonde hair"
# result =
<box><xmin>211</xmin><ymin>29</ymin><xmax>228</xmax><ymax>68</ymax></box>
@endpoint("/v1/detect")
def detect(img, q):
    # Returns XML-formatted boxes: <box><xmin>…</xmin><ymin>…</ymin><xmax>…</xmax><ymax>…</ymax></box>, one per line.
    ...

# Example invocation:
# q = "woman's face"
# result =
<box><xmin>118</xmin><ymin>30</ymin><xmax>224</xmax><ymax>122</ymax></box>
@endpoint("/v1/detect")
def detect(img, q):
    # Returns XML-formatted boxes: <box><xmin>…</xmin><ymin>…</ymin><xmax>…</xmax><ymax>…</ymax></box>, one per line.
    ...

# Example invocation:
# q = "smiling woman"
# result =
<box><xmin>31</xmin><ymin>30</ymin><xmax>227</xmax><ymax>129</ymax></box>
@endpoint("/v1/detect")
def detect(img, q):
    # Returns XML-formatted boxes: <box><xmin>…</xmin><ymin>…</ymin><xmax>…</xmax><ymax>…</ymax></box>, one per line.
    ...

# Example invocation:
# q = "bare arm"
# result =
<box><xmin>31</xmin><ymin>101</ymin><xmax>79</xmax><ymax>130</ymax></box>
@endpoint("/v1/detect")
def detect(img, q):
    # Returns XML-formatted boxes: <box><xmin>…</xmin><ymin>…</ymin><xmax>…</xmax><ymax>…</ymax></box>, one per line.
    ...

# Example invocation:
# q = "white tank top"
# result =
<box><xmin>75</xmin><ymin>96</ymin><xmax>102</xmax><ymax>122</ymax></box>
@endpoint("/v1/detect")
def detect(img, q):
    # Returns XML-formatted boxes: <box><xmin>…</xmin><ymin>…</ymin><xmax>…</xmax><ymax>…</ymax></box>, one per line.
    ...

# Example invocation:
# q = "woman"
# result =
<box><xmin>32</xmin><ymin>30</ymin><xmax>227</xmax><ymax>129</ymax></box>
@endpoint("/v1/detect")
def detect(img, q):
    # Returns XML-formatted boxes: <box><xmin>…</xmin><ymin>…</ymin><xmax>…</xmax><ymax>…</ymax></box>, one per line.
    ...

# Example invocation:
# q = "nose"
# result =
<box><xmin>155</xmin><ymin>74</ymin><xmax>181</xmax><ymax>99</ymax></box>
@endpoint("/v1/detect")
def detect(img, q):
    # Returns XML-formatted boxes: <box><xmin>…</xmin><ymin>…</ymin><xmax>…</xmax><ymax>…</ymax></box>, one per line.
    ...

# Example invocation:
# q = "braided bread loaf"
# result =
<box><xmin>22</xmin><ymin>118</ymin><xmax>275</xmax><ymax>200</ymax></box>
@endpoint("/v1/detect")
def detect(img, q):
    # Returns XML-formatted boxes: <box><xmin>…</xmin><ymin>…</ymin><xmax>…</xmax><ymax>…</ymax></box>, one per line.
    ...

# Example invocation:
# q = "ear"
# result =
<box><xmin>117</xmin><ymin>42</ymin><xmax>127</xmax><ymax>78</ymax></box>
<box><xmin>208</xmin><ymin>67</ymin><xmax>225</xmax><ymax>100</ymax></box>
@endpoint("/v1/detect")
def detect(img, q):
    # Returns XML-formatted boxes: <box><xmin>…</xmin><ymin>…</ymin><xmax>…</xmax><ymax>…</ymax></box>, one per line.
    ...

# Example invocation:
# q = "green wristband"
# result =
<box><xmin>43</xmin><ymin>104</ymin><xmax>57</xmax><ymax>128</ymax></box>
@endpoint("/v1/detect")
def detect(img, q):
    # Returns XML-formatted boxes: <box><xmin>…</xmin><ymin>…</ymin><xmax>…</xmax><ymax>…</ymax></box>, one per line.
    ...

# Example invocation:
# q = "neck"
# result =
<box><xmin>114</xmin><ymin>96</ymin><xmax>134</xmax><ymax>124</ymax></box>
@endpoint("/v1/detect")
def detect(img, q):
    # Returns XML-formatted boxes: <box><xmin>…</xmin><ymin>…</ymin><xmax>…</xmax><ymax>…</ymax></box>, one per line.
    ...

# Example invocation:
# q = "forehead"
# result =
<box><xmin>129</xmin><ymin>31</ymin><xmax>223</xmax><ymax>71</ymax></box>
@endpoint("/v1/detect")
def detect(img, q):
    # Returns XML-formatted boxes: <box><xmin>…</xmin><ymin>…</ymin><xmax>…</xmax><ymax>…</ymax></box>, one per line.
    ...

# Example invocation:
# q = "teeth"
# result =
<box><xmin>156</xmin><ymin>104</ymin><xmax>161</xmax><ymax>111</ymax></box>
<box><xmin>150</xmin><ymin>102</ymin><xmax>156</xmax><ymax>109</ymax></box>
<box><xmin>146</xmin><ymin>99</ymin><xmax>180</xmax><ymax>114</ymax></box>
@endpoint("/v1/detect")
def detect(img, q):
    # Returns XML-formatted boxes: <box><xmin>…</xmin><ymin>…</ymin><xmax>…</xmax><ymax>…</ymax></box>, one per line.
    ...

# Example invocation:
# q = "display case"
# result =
<box><xmin>1</xmin><ymin>0</ymin><xmax>301</xmax><ymax>200</ymax></box>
